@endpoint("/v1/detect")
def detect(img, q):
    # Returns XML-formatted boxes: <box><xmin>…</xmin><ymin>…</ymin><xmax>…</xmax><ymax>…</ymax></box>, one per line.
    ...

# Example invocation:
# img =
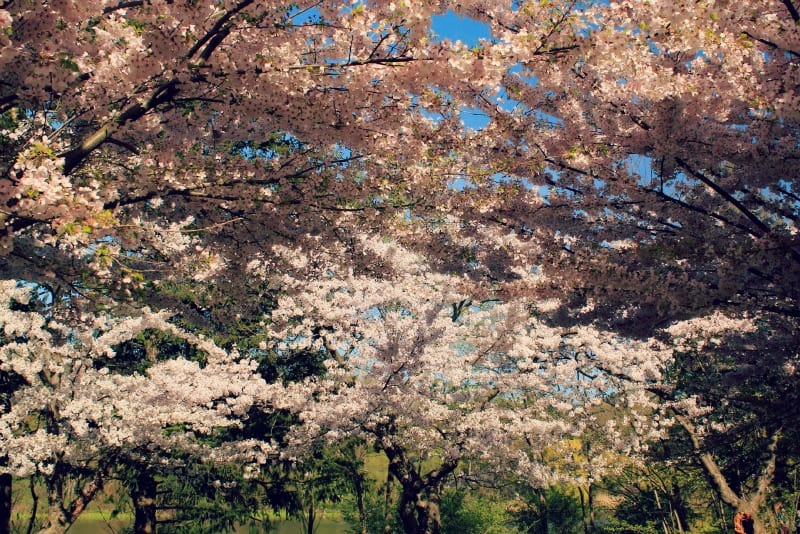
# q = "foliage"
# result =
<box><xmin>340</xmin><ymin>479</ymin><xmax>402</xmax><ymax>534</ymax></box>
<box><xmin>600</xmin><ymin>461</ymin><xmax>720</xmax><ymax>534</ymax></box>
<box><xmin>508</xmin><ymin>486</ymin><xmax>584</xmax><ymax>534</ymax></box>
<box><xmin>441</xmin><ymin>489</ymin><xmax>520</xmax><ymax>534</ymax></box>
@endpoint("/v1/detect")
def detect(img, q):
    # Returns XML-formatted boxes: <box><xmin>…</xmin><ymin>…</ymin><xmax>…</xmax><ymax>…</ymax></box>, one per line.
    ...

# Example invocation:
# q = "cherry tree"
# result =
<box><xmin>0</xmin><ymin>0</ymin><xmax>511</xmax><ymax>312</ymax></box>
<box><xmin>0</xmin><ymin>280</ymin><xmax>301</xmax><ymax>533</ymax></box>
<box><xmin>265</xmin><ymin>236</ymin><xmax>669</xmax><ymax>534</ymax></box>
<box><xmin>440</xmin><ymin>1</ymin><xmax>800</xmax><ymax>529</ymax></box>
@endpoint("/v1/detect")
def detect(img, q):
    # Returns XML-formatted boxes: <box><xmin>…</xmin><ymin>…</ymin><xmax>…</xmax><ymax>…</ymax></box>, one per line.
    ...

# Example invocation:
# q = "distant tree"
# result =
<box><xmin>509</xmin><ymin>486</ymin><xmax>583</xmax><ymax>534</ymax></box>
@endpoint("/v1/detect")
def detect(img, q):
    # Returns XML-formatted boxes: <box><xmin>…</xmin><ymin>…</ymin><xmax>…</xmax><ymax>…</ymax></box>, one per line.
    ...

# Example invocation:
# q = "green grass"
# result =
<box><xmin>364</xmin><ymin>451</ymin><xmax>389</xmax><ymax>483</ymax></box>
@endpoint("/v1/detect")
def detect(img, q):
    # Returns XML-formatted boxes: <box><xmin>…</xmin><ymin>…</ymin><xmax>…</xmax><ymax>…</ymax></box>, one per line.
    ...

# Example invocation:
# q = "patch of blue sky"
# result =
<box><xmin>232</xmin><ymin>133</ymin><xmax>302</xmax><ymax>162</ymax></box>
<box><xmin>545</xmin><ymin>168</ymin><xmax>589</xmax><ymax>201</ymax></box>
<box><xmin>688</xmin><ymin>49</ymin><xmax>709</xmax><ymax>70</ymax></box>
<box><xmin>533</xmin><ymin>109</ymin><xmax>564</xmax><ymax>128</ymax></box>
<box><xmin>459</xmin><ymin>105</ymin><xmax>490</xmax><ymax>130</ymax></box>
<box><xmin>287</xmin><ymin>4</ymin><xmax>322</xmax><ymax>24</ymax></box>
<box><xmin>508</xmin><ymin>63</ymin><xmax>539</xmax><ymax>88</ymax></box>
<box><xmin>493</xmin><ymin>88</ymin><xmax>525</xmax><ymax>114</ymax></box>
<box><xmin>778</xmin><ymin>179</ymin><xmax>798</xmax><ymax>196</ymax></box>
<box><xmin>408</xmin><ymin>94</ymin><xmax>446</xmax><ymax>125</ymax></box>
<box><xmin>430</xmin><ymin>10</ymin><xmax>493</xmax><ymax>47</ymax></box>
<box><xmin>620</xmin><ymin>154</ymin><xmax>705</xmax><ymax>205</ymax></box>
<box><xmin>451</xmin><ymin>172</ymin><xmax>542</xmax><ymax>195</ymax></box>
<box><xmin>449</xmin><ymin>174</ymin><xmax>471</xmax><ymax>192</ymax></box>
<box><xmin>536</xmin><ymin>183</ymin><xmax>551</xmax><ymax>202</ymax></box>
<box><xmin>16</xmin><ymin>280</ymin><xmax>54</xmax><ymax>307</ymax></box>
<box><xmin>622</xmin><ymin>153</ymin><xmax>655</xmax><ymax>187</ymax></box>
<box><xmin>333</xmin><ymin>143</ymin><xmax>353</xmax><ymax>160</ymax></box>
<box><xmin>492</xmin><ymin>171</ymin><xmax>530</xmax><ymax>189</ymax></box>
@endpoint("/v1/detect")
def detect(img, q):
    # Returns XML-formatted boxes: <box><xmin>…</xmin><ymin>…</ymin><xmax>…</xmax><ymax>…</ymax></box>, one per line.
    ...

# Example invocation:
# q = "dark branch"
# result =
<box><xmin>105</xmin><ymin>137</ymin><xmax>140</xmax><ymax>155</ymax></box>
<box><xmin>782</xmin><ymin>0</ymin><xmax>800</xmax><ymax>22</ymax></box>
<box><xmin>0</xmin><ymin>93</ymin><xmax>18</xmax><ymax>115</ymax></box>
<box><xmin>675</xmin><ymin>158</ymin><xmax>770</xmax><ymax>237</ymax></box>
<box><xmin>185</xmin><ymin>0</ymin><xmax>254</xmax><ymax>60</ymax></box>
<box><xmin>61</xmin><ymin>78</ymin><xmax>179</xmax><ymax>174</ymax></box>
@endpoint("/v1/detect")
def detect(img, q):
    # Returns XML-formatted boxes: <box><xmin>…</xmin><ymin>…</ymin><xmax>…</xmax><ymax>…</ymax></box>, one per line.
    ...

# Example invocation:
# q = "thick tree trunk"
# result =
<box><xmin>131</xmin><ymin>471</ymin><xmax>157</xmax><ymax>534</ymax></box>
<box><xmin>376</xmin><ymin>423</ymin><xmax>459</xmax><ymax>534</ymax></box>
<box><xmin>420</xmin><ymin>491</ymin><xmax>443</xmax><ymax>534</ymax></box>
<box><xmin>0</xmin><ymin>471</ymin><xmax>10</xmax><ymax>534</ymax></box>
<box><xmin>398</xmin><ymin>489</ymin><xmax>419</xmax><ymax>534</ymax></box>
<box><xmin>733</xmin><ymin>503</ymin><xmax>765</xmax><ymax>534</ymax></box>
<box><xmin>35</xmin><ymin>461</ymin><xmax>104</xmax><ymax>534</ymax></box>
<box><xmin>38</xmin><ymin>506</ymin><xmax>68</xmax><ymax>534</ymax></box>
<box><xmin>397</xmin><ymin>488</ymin><xmax>443</xmax><ymax>534</ymax></box>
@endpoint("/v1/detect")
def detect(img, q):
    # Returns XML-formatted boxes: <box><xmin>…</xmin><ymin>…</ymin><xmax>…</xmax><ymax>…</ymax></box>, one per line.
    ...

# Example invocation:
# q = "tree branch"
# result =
<box><xmin>103</xmin><ymin>1</ymin><xmax>144</xmax><ymax>14</ymax></box>
<box><xmin>675</xmin><ymin>158</ymin><xmax>770</xmax><ymax>238</ymax></box>
<box><xmin>676</xmin><ymin>415</ymin><xmax>741</xmax><ymax>509</ymax></box>
<box><xmin>184</xmin><ymin>0</ymin><xmax>254</xmax><ymax>61</ymax></box>
<box><xmin>60</xmin><ymin>78</ymin><xmax>179</xmax><ymax>174</ymax></box>
<box><xmin>782</xmin><ymin>0</ymin><xmax>800</xmax><ymax>23</ymax></box>
<box><xmin>752</xmin><ymin>429</ymin><xmax>781</xmax><ymax>510</ymax></box>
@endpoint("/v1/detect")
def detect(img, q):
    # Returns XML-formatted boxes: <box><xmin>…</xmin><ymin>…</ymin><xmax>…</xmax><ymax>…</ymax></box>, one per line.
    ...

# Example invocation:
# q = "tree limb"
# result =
<box><xmin>61</xmin><ymin>78</ymin><xmax>179</xmax><ymax>174</ymax></box>
<box><xmin>752</xmin><ymin>429</ymin><xmax>781</xmax><ymax>510</ymax></box>
<box><xmin>675</xmin><ymin>158</ymin><xmax>770</xmax><ymax>238</ymax></box>
<box><xmin>184</xmin><ymin>0</ymin><xmax>254</xmax><ymax>61</ymax></box>
<box><xmin>782</xmin><ymin>0</ymin><xmax>800</xmax><ymax>23</ymax></box>
<box><xmin>676</xmin><ymin>415</ymin><xmax>741</xmax><ymax>509</ymax></box>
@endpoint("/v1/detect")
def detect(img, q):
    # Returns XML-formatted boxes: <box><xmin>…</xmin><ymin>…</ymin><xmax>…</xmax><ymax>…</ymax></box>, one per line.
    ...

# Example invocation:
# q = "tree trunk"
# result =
<box><xmin>0</xmin><ymin>471</ymin><xmax>10</xmax><ymax>534</ymax></box>
<box><xmin>377</xmin><ymin>425</ymin><xmax>458</xmax><ymax>534</ymax></box>
<box><xmin>131</xmin><ymin>471</ymin><xmax>157</xmax><ymax>534</ymax></box>
<box><xmin>420</xmin><ymin>490</ymin><xmax>443</xmax><ymax>534</ymax></box>
<box><xmin>37</xmin><ymin>464</ymin><xmax>70</xmax><ymax>534</ymax></box>
<box><xmin>353</xmin><ymin>468</ymin><xmax>368</xmax><ymax>534</ymax></box>
<box><xmin>384</xmin><ymin>470</ymin><xmax>394</xmax><ymax>534</ymax></box>
<box><xmin>305</xmin><ymin>490</ymin><xmax>315</xmax><ymax>534</ymax></box>
<box><xmin>26</xmin><ymin>476</ymin><xmax>39</xmax><ymax>534</ymax></box>
<box><xmin>397</xmin><ymin>487</ymin><xmax>443</xmax><ymax>534</ymax></box>
<box><xmin>398</xmin><ymin>488</ymin><xmax>419</xmax><ymax>534</ymax></box>
<box><xmin>536</xmin><ymin>490</ymin><xmax>548</xmax><ymax>534</ymax></box>
<box><xmin>579</xmin><ymin>484</ymin><xmax>596</xmax><ymax>534</ymax></box>
<box><xmin>38</xmin><ymin>506</ymin><xmax>68</xmax><ymax>534</ymax></box>
<box><xmin>734</xmin><ymin>502</ymin><xmax>767</xmax><ymax>534</ymax></box>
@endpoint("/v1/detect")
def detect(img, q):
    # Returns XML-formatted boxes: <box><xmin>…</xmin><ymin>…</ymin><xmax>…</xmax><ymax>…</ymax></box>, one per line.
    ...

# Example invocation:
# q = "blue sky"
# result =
<box><xmin>287</xmin><ymin>6</ymin><xmax>526</xmax><ymax>131</ymax></box>
<box><xmin>289</xmin><ymin>6</ymin><xmax>493</xmax><ymax>47</ymax></box>
<box><xmin>430</xmin><ymin>10</ymin><xmax>493</xmax><ymax>47</ymax></box>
